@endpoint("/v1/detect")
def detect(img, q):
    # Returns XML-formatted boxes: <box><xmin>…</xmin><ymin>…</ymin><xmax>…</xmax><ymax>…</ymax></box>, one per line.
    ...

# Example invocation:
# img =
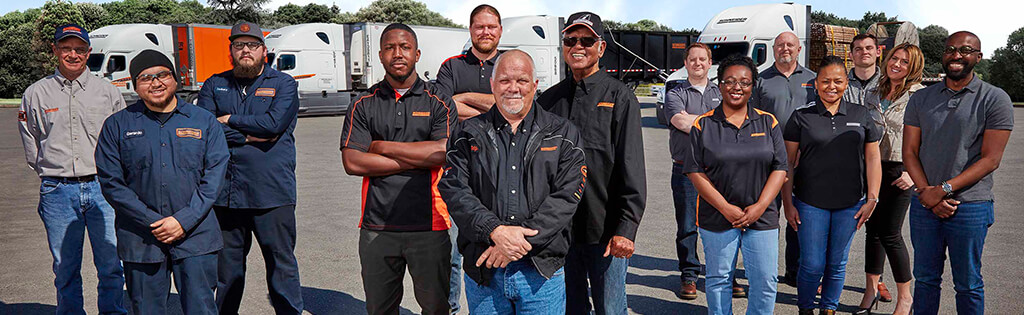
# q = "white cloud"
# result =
<box><xmin>895</xmin><ymin>0</ymin><xmax>1023</xmax><ymax>56</ymax></box>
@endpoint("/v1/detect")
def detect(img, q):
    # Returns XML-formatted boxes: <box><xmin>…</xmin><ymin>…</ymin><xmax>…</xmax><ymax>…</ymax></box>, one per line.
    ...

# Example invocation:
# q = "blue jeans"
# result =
<box><xmin>37</xmin><ymin>177</ymin><xmax>126</xmax><ymax>315</ymax></box>
<box><xmin>699</xmin><ymin>227</ymin><xmax>778</xmax><ymax>315</ymax></box>
<box><xmin>672</xmin><ymin>164</ymin><xmax>701</xmax><ymax>282</ymax></box>
<box><xmin>464</xmin><ymin>261</ymin><xmax>565</xmax><ymax>314</ymax></box>
<box><xmin>795</xmin><ymin>198</ymin><xmax>863</xmax><ymax>310</ymax></box>
<box><xmin>565</xmin><ymin>243</ymin><xmax>628</xmax><ymax>315</ymax></box>
<box><xmin>449</xmin><ymin>221</ymin><xmax>462</xmax><ymax>314</ymax></box>
<box><xmin>124</xmin><ymin>253</ymin><xmax>218</xmax><ymax>315</ymax></box>
<box><xmin>910</xmin><ymin>197</ymin><xmax>993</xmax><ymax>315</ymax></box>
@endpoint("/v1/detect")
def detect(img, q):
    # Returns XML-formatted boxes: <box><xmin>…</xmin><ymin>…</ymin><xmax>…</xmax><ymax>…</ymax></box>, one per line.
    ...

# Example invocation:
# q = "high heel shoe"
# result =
<box><xmin>853</xmin><ymin>293</ymin><xmax>880</xmax><ymax>315</ymax></box>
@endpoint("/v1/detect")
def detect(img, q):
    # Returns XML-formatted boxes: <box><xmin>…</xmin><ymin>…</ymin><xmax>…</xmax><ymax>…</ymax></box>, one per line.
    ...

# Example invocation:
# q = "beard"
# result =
<box><xmin>386</xmin><ymin>66</ymin><xmax>415</xmax><ymax>83</ymax></box>
<box><xmin>778</xmin><ymin>55</ymin><xmax>794</xmax><ymax>64</ymax></box>
<box><xmin>499</xmin><ymin>93</ymin><xmax>526</xmax><ymax>115</ymax></box>
<box><xmin>232</xmin><ymin>55</ymin><xmax>265</xmax><ymax>79</ymax></box>
<box><xmin>473</xmin><ymin>39</ymin><xmax>497</xmax><ymax>54</ymax></box>
<box><xmin>943</xmin><ymin>60</ymin><xmax>976</xmax><ymax>81</ymax></box>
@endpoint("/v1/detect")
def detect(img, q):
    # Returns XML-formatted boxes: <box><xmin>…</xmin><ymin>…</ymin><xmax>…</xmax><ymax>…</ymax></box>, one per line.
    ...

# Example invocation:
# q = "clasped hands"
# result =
<box><xmin>917</xmin><ymin>185</ymin><xmax>960</xmax><ymax>219</ymax></box>
<box><xmin>476</xmin><ymin>225</ymin><xmax>538</xmax><ymax>269</ymax></box>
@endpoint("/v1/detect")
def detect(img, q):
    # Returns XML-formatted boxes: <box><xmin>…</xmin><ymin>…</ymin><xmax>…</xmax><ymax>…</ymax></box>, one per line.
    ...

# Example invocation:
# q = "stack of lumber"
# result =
<box><xmin>809</xmin><ymin>23</ymin><xmax>858</xmax><ymax>71</ymax></box>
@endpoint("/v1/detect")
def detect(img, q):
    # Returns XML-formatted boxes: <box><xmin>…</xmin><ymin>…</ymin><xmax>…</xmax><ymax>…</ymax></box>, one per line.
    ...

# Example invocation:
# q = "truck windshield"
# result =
<box><xmin>88</xmin><ymin>54</ymin><xmax>104</xmax><ymax>72</ymax></box>
<box><xmin>707</xmin><ymin>43</ymin><xmax>750</xmax><ymax>64</ymax></box>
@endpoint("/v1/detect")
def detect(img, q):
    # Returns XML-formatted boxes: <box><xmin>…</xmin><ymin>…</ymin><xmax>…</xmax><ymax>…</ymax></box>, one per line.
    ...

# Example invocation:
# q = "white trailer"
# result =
<box><xmin>87</xmin><ymin>24</ymin><xmax>175</xmax><ymax>102</ymax></box>
<box><xmin>489</xmin><ymin>15</ymin><xmax>565</xmax><ymax>91</ymax></box>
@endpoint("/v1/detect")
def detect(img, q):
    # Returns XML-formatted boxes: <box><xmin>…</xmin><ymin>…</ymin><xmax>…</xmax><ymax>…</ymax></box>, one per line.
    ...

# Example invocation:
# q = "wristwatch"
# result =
<box><xmin>941</xmin><ymin>181</ymin><xmax>954</xmax><ymax>197</ymax></box>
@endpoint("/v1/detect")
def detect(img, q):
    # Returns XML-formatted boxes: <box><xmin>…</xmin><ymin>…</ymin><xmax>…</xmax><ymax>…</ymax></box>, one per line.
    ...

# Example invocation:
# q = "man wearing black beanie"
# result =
<box><xmin>95</xmin><ymin>49</ymin><xmax>229</xmax><ymax>315</ymax></box>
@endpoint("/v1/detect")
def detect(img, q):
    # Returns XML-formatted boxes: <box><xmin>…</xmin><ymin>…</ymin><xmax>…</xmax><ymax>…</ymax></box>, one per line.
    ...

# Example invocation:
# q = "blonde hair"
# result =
<box><xmin>878</xmin><ymin>43</ymin><xmax>924</xmax><ymax>101</ymax></box>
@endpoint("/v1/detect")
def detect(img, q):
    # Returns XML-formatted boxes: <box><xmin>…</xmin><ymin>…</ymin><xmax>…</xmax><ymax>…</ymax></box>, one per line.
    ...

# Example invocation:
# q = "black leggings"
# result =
<box><xmin>864</xmin><ymin>161</ymin><xmax>913</xmax><ymax>283</ymax></box>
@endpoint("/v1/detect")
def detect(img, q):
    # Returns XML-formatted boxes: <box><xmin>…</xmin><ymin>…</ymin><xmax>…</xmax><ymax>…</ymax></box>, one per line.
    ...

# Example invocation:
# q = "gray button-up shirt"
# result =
<box><xmin>18</xmin><ymin>70</ymin><xmax>125</xmax><ymax>177</ymax></box>
<box><xmin>752</xmin><ymin>64</ymin><xmax>817</xmax><ymax>129</ymax></box>
<box><xmin>843</xmin><ymin>67</ymin><xmax>880</xmax><ymax>106</ymax></box>
<box><xmin>663</xmin><ymin>79</ymin><xmax>721</xmax><ymax>162</ymax></box>
<box><xmin>904</xmin><ymin>76</ymin><xmax>1014</xmax><ymax>202</ymax></box>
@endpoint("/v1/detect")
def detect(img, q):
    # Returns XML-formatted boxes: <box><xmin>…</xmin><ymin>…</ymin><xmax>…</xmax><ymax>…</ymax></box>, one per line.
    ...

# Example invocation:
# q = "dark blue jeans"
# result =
<box><xmin>565</xmin><ymin>242</ymin><xmax>628</xmax><ymax>315</ymax></box>
<box><xmin>910</xmin><ymin>197</ymin><xmax>993</xmax><ymax>315</ymax></box>
<box><xmin>37</xmin><ymin>177</ymin><xmax>126</xmax><ymax>315</ymax></box>
<box><xmin>215</xmin><ymin>205</ymin><xmax>303</xmax><ymax>314</ymax></box>
<box><xmin>671</xmin><ymin>164</ymin><xmax>701</xmax><ymax>282</ymax></box>
<box><xmin>795</xmin><ymin>198</ymin><xmax>863</xmax><ymax>310</ymax></box>
<box><xmin>123</xmin><ymin>253</ymin><xmax>218</xmax><ymax>315</ymax></box>
<box><xmin>464</xmin><ymin>261</ymin><xmax>565</xmax><ymax>314</ymax></box>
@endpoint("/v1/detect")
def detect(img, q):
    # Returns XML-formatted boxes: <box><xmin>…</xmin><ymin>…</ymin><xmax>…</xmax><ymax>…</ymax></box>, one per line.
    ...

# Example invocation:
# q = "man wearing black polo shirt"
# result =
<box><xmin>436</xmin><ymin>4</ymin><xmax>502</xmax><ymax>121</ymax></box>
<box><xmin>340</xmin><ymin>23</ymin><xmax>458</xmax><ymax>315</ymax></box>
<box><xmin>538</xmin><ymin>12</ymin><xmax>646</xmax><ymax>314</ymax></box>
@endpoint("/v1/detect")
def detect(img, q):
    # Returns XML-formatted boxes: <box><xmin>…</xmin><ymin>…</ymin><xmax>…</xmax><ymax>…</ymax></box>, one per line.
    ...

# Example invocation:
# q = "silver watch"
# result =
<box><xmin>941</xmin><ymin>181</ymin><xmax>953</xmax><ymax>197</ymax></box>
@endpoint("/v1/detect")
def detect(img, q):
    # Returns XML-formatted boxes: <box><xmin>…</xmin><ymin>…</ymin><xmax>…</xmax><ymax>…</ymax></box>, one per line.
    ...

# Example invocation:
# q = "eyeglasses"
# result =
<box><xmin>137</xmin><ymin>71</ymin><xmax>174</xmax><ymax>85</ymax></box>
<box><xmin>231</xmin><ymin>41</ymin><xmax>264</xmax><ymax>50</ymax></box>
<box><xmin>57</xmin><ymin>46</ymin><xmax>89</xmax><ymax>55</ymax></box>
<box><xmin>720</xmin><ymin>80</ymin><xmax>753</xmax><ymax>88</ymax></box>
<box><xmin>944</xmin><ymin>45</ymin><xmax>980</xmax><ymax>56</ymax></box>
<box><xmin>562</xmin><ymin>36</ymin><xmax>600</xmax><ymax>48</ymax></box>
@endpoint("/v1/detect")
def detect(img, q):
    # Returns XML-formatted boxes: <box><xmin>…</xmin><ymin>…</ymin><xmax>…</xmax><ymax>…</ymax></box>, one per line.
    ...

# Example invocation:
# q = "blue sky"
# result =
<box><xmin>3</xmin><ymin>0</ymin><xmax>1019</xmax><ymax>55</ymax></box>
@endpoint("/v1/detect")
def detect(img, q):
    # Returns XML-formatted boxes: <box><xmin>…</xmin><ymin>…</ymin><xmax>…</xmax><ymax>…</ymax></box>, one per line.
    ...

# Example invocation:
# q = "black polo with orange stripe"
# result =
<box><xmin>434</xmin><ymin>51</ymin><xmax>501</xmax><ymax>98</ymax></box>
<box><xmin>683</xmin><ymin>105</ymin><xmax>788</xmax><ymax>232</ymax></box>
<box><xmin>340</xmin><ymin>78</ymin><xmax>458</xmax><ymax>231</ymax></box>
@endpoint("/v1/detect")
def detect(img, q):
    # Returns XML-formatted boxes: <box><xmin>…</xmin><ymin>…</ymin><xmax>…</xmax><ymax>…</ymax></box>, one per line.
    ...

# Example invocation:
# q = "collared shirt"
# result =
<box><xmin>197</xmin><ymin>65</ymin><xmax>300</xmax><ymax>209</ymax></box>
<box><xmin>864</xmin><ymin>83</ymin><xmax>925</xmax><ymax>162</ymax></box>
<box><xmin>538</xmin><ymin>69</ymin><xmax>647</xmax><ymax>244</ymax></box>
<box><xmin>435</xmin><ymin>51</ymin><xmax>501</xmax><ymax>98</ymax></box>
<box><xmin>684</xmin><ymin>106</ymin><xmax>787</xmax><ymax>232</ymax></box>
<box><xmin>95</xmin><ymin>98</ymin><xmax>229</xmax><ymax>263</ymax></box>
<box><xmin>19</xmin><ymin>70</ymin><xmax>126</xmax><ymax>177</ymax></box>
<box><xmin>340</xmin><ymin>77</ymin><xmax>458</xmax><ymax>232</ymax></box>
<box><xmin>752</xmin><ymin>64</ymin><xmax>817</xmax><ymax>129</ymax></box>
<box><xmin>663</xmin><ymin>79</ymin><xmax>722</xmax><ymax>162</ymax></box>
<box><xmin>844</xmin><ymin>67</ymin><xmax>880</xmax><ymax>106</ymax></box>
<box><xmin>904</xmin><ymin>76</ymin><xmax>1014</xmax><ymax>202</ymax></box>
<box><xmin>784</xmin><ymin>100</ymin><xmax>882</xmax><ymax>209</ymax></box>
<box><xmin>492</xmin><ymin>107</ymin><xmax>536</xmax><ymax>225</ymax></box>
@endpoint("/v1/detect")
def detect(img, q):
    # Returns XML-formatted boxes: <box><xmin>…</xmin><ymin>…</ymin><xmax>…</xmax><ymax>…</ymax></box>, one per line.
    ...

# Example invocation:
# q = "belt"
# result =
<box><xmin>44</xmin><ymin>175</ymin><xmax>96</xmax><ymax>183</ymax></box>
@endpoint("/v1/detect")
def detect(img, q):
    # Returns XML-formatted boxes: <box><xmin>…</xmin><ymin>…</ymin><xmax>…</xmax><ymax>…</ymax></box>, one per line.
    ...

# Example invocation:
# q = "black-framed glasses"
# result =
<box><xmin>231</xmin><ymin>41</ymin><xmax>264</xmax><ymax>50</ymax></box>
<box><xmin>944</xmin><ymin>45</ymin><xmax>980</xmax><ymax>56</ymax></box>
<box><xmin>137</xmin><ymin>71</ymin><xmax>173</xmax><ymax>85</ymax></box>
<box><xmin>562</xmin><ymin>36</ymin><xmax>600</xmax><ymax>48</ymax></box>
<box><xmin>721</xmin><ymin>80</ymin><xmax>753</xmax><ymax>88</ymax></box>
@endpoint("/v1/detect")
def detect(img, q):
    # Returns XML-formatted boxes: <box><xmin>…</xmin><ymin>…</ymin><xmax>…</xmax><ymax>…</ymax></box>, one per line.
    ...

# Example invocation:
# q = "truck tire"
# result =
<box><xmin>185</xmin><ymin>92</ymin><xmax>199</xmax><ymax>105</ymax></box>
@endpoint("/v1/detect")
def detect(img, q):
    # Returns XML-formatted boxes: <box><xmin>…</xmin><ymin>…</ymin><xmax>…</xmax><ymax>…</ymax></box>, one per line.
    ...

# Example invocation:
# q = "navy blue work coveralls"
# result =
<box><xmin>95</xmin><ymin>98</ymin><xmax>229</xmax><ymax>315</ymax></box>
<box><xmin>196</xmin><ymin>64</ymin><xmax>303</xmax><ymax>313</ymax></box>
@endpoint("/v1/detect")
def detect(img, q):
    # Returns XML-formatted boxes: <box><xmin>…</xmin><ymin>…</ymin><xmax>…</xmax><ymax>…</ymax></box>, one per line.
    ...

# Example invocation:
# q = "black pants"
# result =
<box><xmin>359</xmin><ymin>229</ymin><xmax>451</xmax><ymax>315</ymax></box>
<box><xmin>864</xmin><ymin>161</ymin><xmax>913</xmax><ymax>283</ymax></box>
<box><xmin>215</xmin><ymin>205</ymin><xmax>303</xmax><ymax>315</ymax></box>
<box><xmin>784</xmin><ymin>192</ymin><xmax>800</xmax><ymax>278</ymax></box>
<box><xmin>124</xmin><ymin>253</ymin><xmax>218</xmax><ymax>315</ymax></box>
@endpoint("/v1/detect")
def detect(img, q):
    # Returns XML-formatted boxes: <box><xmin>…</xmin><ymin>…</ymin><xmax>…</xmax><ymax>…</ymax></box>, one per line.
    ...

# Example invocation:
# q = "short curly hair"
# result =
<box><xmin>717</xmin><ymin>54</ymin><xmax>758</xmax><ymax>86</ymax></box>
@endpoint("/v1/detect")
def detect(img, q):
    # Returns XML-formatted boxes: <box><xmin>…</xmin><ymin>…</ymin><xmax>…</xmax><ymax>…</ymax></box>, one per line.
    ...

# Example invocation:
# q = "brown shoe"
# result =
<box><xmin>732</xmin><ymin>280</ymin><xmax>746</xmax><ymax>298</ymax></box>
<box><xmin>878</xmin><ymin>282</ymin><xmax>893</xmax><ymax>302</ymax></box>
<box><xmin>679</xmin><ymin>280</ymin><xmax>697</xmax><ymax>300</ymax></box>
<box><xmin>818</xmin><ymin>309</ymin><xmax>836</xmax><ymax>315</ymax></box>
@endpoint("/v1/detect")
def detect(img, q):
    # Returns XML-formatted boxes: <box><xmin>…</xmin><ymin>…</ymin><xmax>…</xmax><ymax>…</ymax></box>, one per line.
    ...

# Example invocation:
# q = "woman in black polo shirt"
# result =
<box><xmin>782</xmin><ymin>56</ymin><xmax>882</xmax><ymax>315</ymax></box>
<box><xmin>685</xmin><ymin>55</ymin><xmax>788</xmax><ymax>314</ymax></box>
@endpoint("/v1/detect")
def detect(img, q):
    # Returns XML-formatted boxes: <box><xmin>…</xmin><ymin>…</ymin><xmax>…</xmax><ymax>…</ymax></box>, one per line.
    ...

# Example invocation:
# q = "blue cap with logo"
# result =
<box><xmin>54</xmin><ymin>23</ymin><xmax>90</xmax><ymax>45</ymax></box>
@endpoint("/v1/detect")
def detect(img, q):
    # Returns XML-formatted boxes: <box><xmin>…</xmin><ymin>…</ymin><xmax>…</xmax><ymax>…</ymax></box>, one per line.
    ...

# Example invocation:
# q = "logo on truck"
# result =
<box><xmin>716</xmin><ymin>17</ymin><xmax>747</xmax><ymax>24</ymax></box>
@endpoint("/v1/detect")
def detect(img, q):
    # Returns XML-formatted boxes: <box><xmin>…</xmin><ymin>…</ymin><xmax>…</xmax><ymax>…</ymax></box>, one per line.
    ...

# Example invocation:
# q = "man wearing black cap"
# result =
<box><xmin>17</xmin><ymin>23</ymin><xmax>128</xmax><ymax>315</ymax></box>
<box><xmin>195</xmin><ymin>21</ymin><xmax>303</xmax><ymax>314</ymax></box>
<box><xmin>537</xmin><ymin>12</ymin><xmax>646</xmax><ymax>314</ymax></box>
<box><xmin>96</xmin><ymin>49</ymin><xmax>229</xmax><ymax>315</ymax></box>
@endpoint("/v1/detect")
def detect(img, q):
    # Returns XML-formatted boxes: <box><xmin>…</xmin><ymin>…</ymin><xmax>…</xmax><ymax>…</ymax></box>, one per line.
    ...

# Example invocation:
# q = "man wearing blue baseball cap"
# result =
<box><xmin>18</xmin><ymin>23</ymin><xmax>128</xmax><ymax>314</ymax></box>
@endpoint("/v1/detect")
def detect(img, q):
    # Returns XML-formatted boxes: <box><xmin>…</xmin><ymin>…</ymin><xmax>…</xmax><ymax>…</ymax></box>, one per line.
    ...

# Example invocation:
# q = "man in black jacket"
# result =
<box><xmin>440</xmin><ymin>49</ymin><xmax>587</xmax><ymax>314</ymax></box>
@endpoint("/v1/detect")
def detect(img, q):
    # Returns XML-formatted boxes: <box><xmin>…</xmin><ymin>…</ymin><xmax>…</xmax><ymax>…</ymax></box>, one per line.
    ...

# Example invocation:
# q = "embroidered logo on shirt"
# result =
<box><xmin>125</xmin><ymin>130</ymin><xmax>144</xmax><ymax>138</ymax></box>
<box><xmin>176</xmin><ymin>128</ymin><xmax>202</xmax><ymax>139</ymax></box>
<box><xmin>254</xmin><ymin>88</ymin><xmax>276</xmax><ymax>97</ymax></box>
<box><xmin>540</xmin><ymin>146</ymin><xmax>558</xmax><ymax>151</ymax></box>
<box><xmin>801</xmin><ymin>83</ymin><xmax>814</xmax><ymax>88</ymax></box>
<box><xmin>470</xmin><ymin>145</ymin><xmax>479</xmax><ymax>152</ymax></box>
<box><xmin>846</xmin><ymin>122</ymin><xmax>861</xmax><ymax>127</ymax></box>
<box><xmin>44</xmin><ymin>108</ymin><xmax>59</xmax><ymax>113</ymax></box>
<box><xmin>597</xmin><ymin>102</ymin><xmax>614</xmax><ymax>108</ymax></box>
<box><xmin>18</xmin><ymin>111</ymin><xmax>27</xmax><ymax>121</ymax></box>
<box><xmin>412</xmin><ymin>111</ymin><xmax>430</xmax><ymax>117</ymax></box>
<box><xmin>751</xmin><ymin>132</ymin><xmax>766</xmax><ymax>137</ymax></box>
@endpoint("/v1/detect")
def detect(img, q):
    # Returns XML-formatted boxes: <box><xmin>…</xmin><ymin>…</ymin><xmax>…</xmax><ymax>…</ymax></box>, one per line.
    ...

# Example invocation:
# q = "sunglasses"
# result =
<box><xmin>944</xmin><ymin>45</ymin><xmax>980</xmax><ymax>56</ymax></box>
<box><xmin>562</xmin><ymin>36</ymin><xmax>600</xmax><ymax>48</ymax></box>
<box><xmin>231</xmin><ymin>41</ymin><xmax>264</xmax><ymax>50</ymax></box>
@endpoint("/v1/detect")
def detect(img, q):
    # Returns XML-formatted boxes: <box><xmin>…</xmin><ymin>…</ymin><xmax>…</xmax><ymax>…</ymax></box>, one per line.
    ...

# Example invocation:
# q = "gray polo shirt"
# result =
<box><xmin>752</xmin><ymin>64</ymin><xmax>817</xmax><ymax>129</ymax></box>
<box><xmin>904</xmin><ymin>76</ymin><xmax>1014</xmax><ymax>202</ymax></box>
<box><xmin>843</xmin><ymin>67</ymin><xmax>880</xmax><ymax>106</ymax></box>
<box><xmin>18</xmin><ymin>70</ymin><xmax>125</xmax><ymax>177</ymax></box>
<box><xmin>663</xmin><ymin>79</ymin><xmax>721</xmax><ymax>162</ymax></box>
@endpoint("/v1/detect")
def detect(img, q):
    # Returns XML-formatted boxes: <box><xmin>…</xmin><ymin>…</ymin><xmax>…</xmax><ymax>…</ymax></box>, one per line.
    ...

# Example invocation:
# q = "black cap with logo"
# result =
<box><xmin>229</xmin><ymin>21</ymin><xmax>264</xmax><ymax>43</ymax></box>
<box><xmin>563</xmin><ymin>12</ymin><xmax>604</xmax><ymax>38</ymax></box>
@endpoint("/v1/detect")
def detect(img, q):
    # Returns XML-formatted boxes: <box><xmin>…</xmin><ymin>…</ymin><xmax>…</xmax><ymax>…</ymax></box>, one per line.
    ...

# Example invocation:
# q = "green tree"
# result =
<box><xmin>208</xmin><ymin>0</ymin><xmax>268</xmax><ymax>24</ymax></box>
<box><xmin>810</xmin><ymin>11</ymin><xmax>858</xmax><ymax>28</ymax></box>
<box><xmin>271</xmin><ymin>3</ymin><xmax>302</xmax><ymax>25</ymax></box>
<box><xmin>301</xmin><ymin>3</ymin><xmax>335</xmax><ymax>23</ymax></box>
<box><xmin>101</xmin><ymin>0</ymin><xmax>212</xmax><ymax>25</ymax></box>
<box><xmin>989</xmin><ymin>26</ymin><xmax>1024</xmax><ymax>101</ymax></box>
<box><xmin>919</xmin><ymin>24</ymin><xmax>948</xmax><ymax>76</ymax></box>
<box><xmin>75</xmin><ymin>2</ymin><xmax>110</xmax><ymax>30</ymax></box>
<box><xmin>36</xmin><ymin>0</ymin><xmax>86</xmax><ymax>46</ymax></box>
<box><xmin>0</xmin><ymin>22</ymin><xmax>51</xmax><ymax>98</ymax></box>
<box><xmin>351</xmin><ymin>0</ymin><xmax>462</xmax><ymax>28</ymax></box>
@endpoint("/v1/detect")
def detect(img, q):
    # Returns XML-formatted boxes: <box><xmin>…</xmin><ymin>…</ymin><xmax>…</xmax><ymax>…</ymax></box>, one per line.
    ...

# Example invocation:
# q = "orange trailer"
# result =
<box><xmin>172</xmin><ymin>24</ymin><xmax>271</xmax><ymax>97</ymax></box>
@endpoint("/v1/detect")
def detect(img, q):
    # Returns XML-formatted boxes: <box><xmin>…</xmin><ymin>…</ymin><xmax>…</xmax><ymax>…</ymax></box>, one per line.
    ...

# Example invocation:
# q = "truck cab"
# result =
<box><xmin>88</xmin><ymin>24</ymin><xmax>174</xmax><ymax>103</ymax></box>
<box><xmin>492</xmin><ymin>15</ymin><xmax>565</xmax><ymax>92</ymax></box>
<box><xmin>266</xmin><ymin>23</ymin><xmax>351</xmax><ymax>116</ymax></box>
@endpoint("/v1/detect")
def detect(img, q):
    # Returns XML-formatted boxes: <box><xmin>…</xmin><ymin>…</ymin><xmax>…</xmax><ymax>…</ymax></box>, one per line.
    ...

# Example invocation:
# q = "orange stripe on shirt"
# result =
<box><xmin>753</xmin><ymin>108</ymin><xmax>779</xmax><ymax>128</ymax></box>
<box><xmin>344</xmin><ymin>89</ymin><xmax>379</xmax><ymax>148</ymax></box>
<box><xmin>359</xmin><ymin>177</ymin><xmax>369</xmax><ymax>228</ymax></box>
<box><xmin>430</xmin><ymin>167</ymin><xmax>451</xmax><ymax>230</ymax></box>
<box><xmin>424</xmin><ymin>89</ymin><xmax>452</xmax><ymax>138</ymax></box>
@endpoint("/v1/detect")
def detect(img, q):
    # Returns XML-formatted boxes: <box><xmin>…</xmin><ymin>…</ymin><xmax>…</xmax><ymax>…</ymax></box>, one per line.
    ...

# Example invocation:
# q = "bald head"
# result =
<box><xmin>492</xmin><ymin>49</ymin><xmax>535</xmax><ymax>80</ymax></box>
<box><xmin>491</xmin><ymin>49</ymin><xmax>537</xmax><ymax>117</ymax></box>
<box><xmin>773</xmin><ymin>31</ymin><xmax>801</xmax><ymax>65</ymax></box>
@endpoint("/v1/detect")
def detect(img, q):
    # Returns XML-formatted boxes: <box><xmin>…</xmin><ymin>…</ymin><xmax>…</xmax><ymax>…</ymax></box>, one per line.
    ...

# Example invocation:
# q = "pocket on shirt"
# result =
<box><xmin>580</xmin><ymin>107</ymin><xmax>614</xmax><ymax>150</ymax></box>
<box><xmin>173</xmin><ymin>138</ymin><xmax>205</xmax><ymax>170</ymax></box>
<box><xmin>121</xmin><ymin>138</ymin><xmax>152</xmax><ymax>171</ymax></box>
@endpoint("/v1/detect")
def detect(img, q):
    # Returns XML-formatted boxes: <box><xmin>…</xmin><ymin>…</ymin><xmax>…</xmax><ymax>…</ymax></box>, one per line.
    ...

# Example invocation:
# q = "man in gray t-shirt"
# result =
<box><xmin>902</xmin><ymin>31</ymin><xmax>1013</xmax><ymax>314</ymax></box>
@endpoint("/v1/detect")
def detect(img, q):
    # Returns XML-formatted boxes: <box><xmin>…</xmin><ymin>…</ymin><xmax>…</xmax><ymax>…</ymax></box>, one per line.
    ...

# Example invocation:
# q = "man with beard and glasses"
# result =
<box><xmin>538</xmin><ymin>12</ymin><xmax>646</xmax><ymax>315</ymax></box>
<box><xmin>751</xmin><ymin>31</ymin><xmax>817</xmax><ymax>288</ymax></box>
<box><xmin>439</xmin><ymin>49</ymin><xmax>587</xmax><ymax>315</ymax></box>
<box><xmin>437</xmin><ymin>4</ymin><xmax>503</xmax><ymax>121</ymax></box>
<box><xmin>195</xmin><ymin>21</ymin><xmax>303</xmax><ymax>314</ymax></box>
<box><xmin>18</xmin><ymin>23</ymin><xmax>128</xmax><ymax>315</ymax></box>
<box><xmin>96</xmin><ymin>49</ymin><xmax>229</xmax><ymax>314</ymax></box>
<box><xmin>340</xmin><ymin>23</ymin><xmax>458</xmax><ymax>315</ymax></box>
<box><xmin>903</xmin><ymin>31</ymin><xmax>1013</xmax><ymax>315</ymax></box>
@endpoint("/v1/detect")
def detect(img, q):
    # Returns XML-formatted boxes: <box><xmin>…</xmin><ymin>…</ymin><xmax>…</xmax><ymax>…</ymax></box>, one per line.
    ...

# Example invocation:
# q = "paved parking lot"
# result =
<box><xmin>2</xmin><ymin>101</ymin><xmax>1023</xmax><ymax>314</ymax></box>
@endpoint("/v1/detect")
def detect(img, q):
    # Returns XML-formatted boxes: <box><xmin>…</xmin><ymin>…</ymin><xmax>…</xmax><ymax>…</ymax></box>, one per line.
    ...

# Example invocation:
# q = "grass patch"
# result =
<box><xmin>1015</xmin><ymin>102</ymin><xmax>1024</xmax><ymax>107</ymax></box>
<box><xmin>0</xmin><ymin>98</ymin><xmax>20</xmax><ymax>105</ymax></box>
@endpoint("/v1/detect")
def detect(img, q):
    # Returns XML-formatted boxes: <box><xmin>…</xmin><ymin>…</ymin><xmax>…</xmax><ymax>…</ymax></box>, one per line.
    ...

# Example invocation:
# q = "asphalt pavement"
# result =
<box><xmin>2</xmin><ymin>99</ymin><xmax>1023</xmax><ymax>314</ymax></box>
